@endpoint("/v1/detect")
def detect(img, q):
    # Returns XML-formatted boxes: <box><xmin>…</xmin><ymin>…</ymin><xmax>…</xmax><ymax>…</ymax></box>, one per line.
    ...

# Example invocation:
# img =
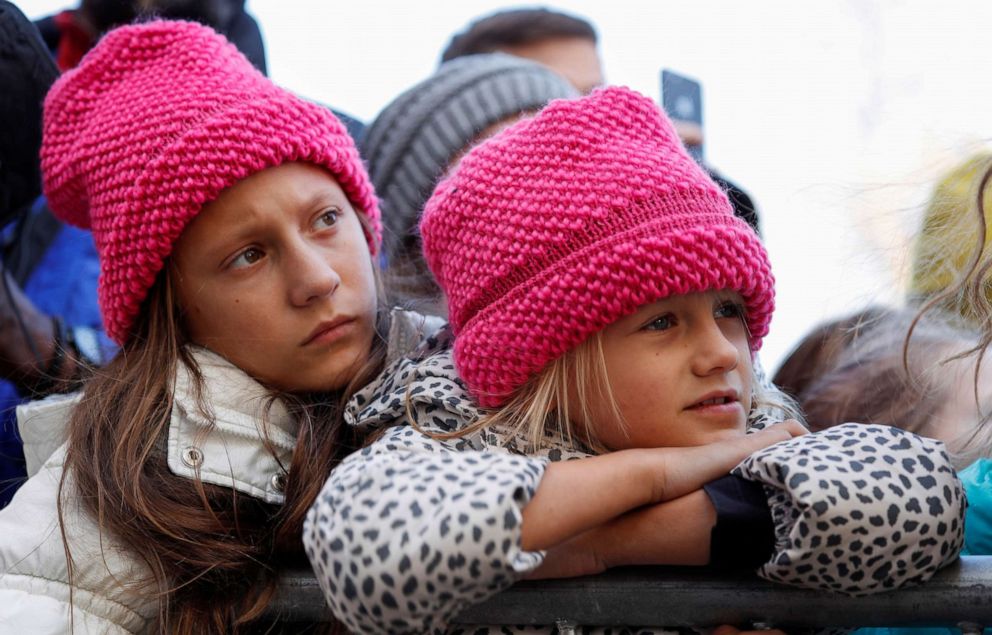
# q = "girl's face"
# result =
<box><xmin>172</xmin><ymin>162</ymin><xmax>378</xmax><ymax>393</ymax></box>
<box><xmin>580</xmin><ymin>290</ymin><xmax>753</xmax><ymax>450</ymax></box>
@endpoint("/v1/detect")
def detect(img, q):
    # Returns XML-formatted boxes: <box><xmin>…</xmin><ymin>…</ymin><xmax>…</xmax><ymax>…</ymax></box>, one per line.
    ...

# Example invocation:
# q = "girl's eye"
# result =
<box><xmin>644</xmin><ymin>314</ymin><xmax>676</xmax><ymax>331</ymax></box>
<box><xmin>230</xmin><ymin>247</ymin><xmax>264</xmax><ymax>269</ymax></box>
<box><xmin>715</xmin><ymin>301</ymin><xmax>745</xmax><ymax>319</ymax></box>
<box><xmin>314</xmin><ymin>209</ymin><xmax>339</xmax><ymax>230</ymax></box>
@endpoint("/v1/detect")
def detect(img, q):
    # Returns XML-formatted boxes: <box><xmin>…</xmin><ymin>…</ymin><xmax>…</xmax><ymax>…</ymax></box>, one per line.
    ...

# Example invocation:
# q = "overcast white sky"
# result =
<box><xmin>21</xmin><ymin>0</ymin><xmax>992</xmax><ymax>371</ymax></box>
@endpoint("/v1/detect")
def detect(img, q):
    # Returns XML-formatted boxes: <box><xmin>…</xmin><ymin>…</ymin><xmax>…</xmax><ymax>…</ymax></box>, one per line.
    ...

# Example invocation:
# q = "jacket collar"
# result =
<box><xmin>166</xmin><ymin>309</ymin><xmax>445</xmax><ymax>504</ymax></box>
<box><xmin>167</xmin><ymin>346</ymin><xmax>297</xmax><ymax>504</ymax></box>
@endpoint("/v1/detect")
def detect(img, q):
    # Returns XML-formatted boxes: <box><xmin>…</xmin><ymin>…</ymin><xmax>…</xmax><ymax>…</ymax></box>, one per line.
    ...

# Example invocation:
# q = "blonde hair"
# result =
<box><xmin>907</xmin><ymin>155</ymin><xmax>992</xmax><ymax>453</ymax></box>
<box><xmin>910</xmin><ymin>153</ymin><xmax>992</xmax><ymax>325</ymax></box>
<box><xmin>434</xmin><ymin>330</ymin><xmax>800</xmax><ymax>454</ymax></box>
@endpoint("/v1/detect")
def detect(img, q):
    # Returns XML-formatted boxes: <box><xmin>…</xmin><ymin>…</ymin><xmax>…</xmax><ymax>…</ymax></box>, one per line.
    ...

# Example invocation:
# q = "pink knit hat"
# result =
<box><xmin>421</xmin><ymin>86</ymin><xmax>774</xmax><ymax>407</ymax></box>
<box><xmin>41</xmin><ymin>20</ymin><xmax>381</xmax><ymax>345</ymax></box>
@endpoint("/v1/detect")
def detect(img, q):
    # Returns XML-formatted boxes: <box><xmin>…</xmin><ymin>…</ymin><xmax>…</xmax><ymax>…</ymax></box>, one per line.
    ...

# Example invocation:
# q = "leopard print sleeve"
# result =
<box><xmin>303</xmin><ymin>425</ymin><xmax>550</xmax><ymax>635</ymax></box>
<box><xmin>733</xmin><ymin>423</ymin><xmax>965</xmax><ymax>595</ymax></box>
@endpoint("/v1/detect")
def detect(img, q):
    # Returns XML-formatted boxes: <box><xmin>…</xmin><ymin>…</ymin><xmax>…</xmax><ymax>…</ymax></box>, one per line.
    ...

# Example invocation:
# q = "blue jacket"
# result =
<box><xmin>959</xmin><ymin>459</ymin><xmax>992</xmax><ymax>556</ymax></box>
<box><xmin>0</xmin><ymin>199</ymin><xmax>112</xmax><ymax>507</ymax></box>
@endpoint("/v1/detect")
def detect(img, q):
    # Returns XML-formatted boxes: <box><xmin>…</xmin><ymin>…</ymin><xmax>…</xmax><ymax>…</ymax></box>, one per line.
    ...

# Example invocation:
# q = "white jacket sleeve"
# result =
<box><xmin>304</xmin><ymin>426</ymin><xmax>548</xmax><ymax>635</ymax></box>
<box><xmin>0</xmin><ymin>587</ymin><xmax>134</xmax><ymax>635</ymax></box>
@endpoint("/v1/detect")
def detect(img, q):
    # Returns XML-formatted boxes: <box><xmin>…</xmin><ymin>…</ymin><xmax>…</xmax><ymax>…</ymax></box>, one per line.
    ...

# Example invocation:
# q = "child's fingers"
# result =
<box><xmin>778</xmin><ymin>418</ymin><xmax>808</xmax><ymax>437</ymax></box>
<box><xmin>751</xmin><ymin>421</ymin><xmax>798</xmax><ymax>443</ymax></box>
<box><xmin>743</xmin><ymin>420</ymin><xmax>807</xmax><ymax>451</ymax></box>
<box><xmin>759</xmin><ymin>419</ymin><xmax>806</xmax><ymax>439</ymax></box>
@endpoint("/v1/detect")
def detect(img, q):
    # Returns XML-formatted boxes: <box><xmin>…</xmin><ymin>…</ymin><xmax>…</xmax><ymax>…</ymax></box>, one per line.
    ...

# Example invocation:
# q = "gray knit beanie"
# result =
<box><xmin>362</xmin><ymin>53</ymin><xmax>578</xmax><ymax>272</ymax></box>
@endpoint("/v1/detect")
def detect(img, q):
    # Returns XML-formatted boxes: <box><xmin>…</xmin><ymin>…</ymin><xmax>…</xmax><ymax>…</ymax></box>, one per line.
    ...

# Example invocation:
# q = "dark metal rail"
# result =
<box><xmin>271</xmin><ymin>556</ymin><xmax>992</xmax><ymax>629</ymax></box>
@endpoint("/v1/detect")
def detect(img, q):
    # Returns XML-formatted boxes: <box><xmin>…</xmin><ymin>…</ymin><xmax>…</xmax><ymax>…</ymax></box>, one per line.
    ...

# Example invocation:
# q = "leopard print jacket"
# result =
<box><xmin>304</xmin><ymin>314</ymin><xmax>965</xmax><ymax>635</ymax></box>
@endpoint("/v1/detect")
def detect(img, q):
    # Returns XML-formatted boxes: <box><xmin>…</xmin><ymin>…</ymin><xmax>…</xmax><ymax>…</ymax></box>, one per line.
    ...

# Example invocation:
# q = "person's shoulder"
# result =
<box><xmin>0</xmin><ymin>445</ymin><xmax>156</xmax><ymax>630</ymax></box>
<box><xmin>346</xmin><ymin>343</ymin><xmax>481</xmax><ymax>435</ymax></box>
<box><xmin>346</xmin><ymin>313</ymin><xmax>473</xmax><ymax>436</ymax></box>
<box><xmin>16</xmin><ymin>392</ymin><xmax>81</xmax><ymax>477</ymax></box>
<box><xmin>32</xmin><ymin>15</ymin><xmax>60</xmax><ymax>52</ymax></box>
<box><xmin>386</xmin><ymin>307</ymin><xmax>449</xmax><ymax>363</ymax></box>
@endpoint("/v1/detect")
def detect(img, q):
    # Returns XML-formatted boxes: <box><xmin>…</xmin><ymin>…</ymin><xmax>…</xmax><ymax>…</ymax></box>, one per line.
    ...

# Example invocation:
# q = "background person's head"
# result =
<box><xmin>774</xmin><ymin>306</ymin><xmax>992</xmax><ymax>469</ymax></box>
<box><xmin>772</xmin><ymin>305</ymin><xmax>891</xmax><ymax>402</ymax></box>
<box><xmin>362</xmin><ymin>53</ymin><xmax>576</xmax><ymax>314</ymax></box>
<box><xmin>440</xmin><ymin>7</ymin><xmax>603</xmax><ymax>94</ymax></box>
<box><xmin>42</xmin><ymin>0</ymin><xmax>267</xmax><ymax>73</ymax></box>
<box><xmin>77</xmin><ymin>0</ymin><xmax>138</xmax><ymax>34</ymax></box>
<box><xmin>0</xmin><ymin>1</ymin><xmax>59</xmax><ymax>222</ymax></box>
<box><xmin>421</xmin><ymin>86</ymin><xmax>776</xmax><ymax>452</ymax></box>
<box><xmin>910</xmin><ymin>152</ymin><xmax>992</xmax><ymax>326</ymax></box>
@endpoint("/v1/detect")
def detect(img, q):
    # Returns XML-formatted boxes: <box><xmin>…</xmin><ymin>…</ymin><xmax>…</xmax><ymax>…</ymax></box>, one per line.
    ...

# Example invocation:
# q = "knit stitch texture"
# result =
<box><xmin>362</xmin><ymin>53</ymin><xmax>576</xmax><ymax>266</ymax></box>
<box><xmin>41</xmin><ymin>20</ymin><xmax>381</xmax><ymax>344</ymax></box>
<box><xmin>421</xmin><ymin>86</ymin><xmax>774</xmax><ymax>407</ymax></box>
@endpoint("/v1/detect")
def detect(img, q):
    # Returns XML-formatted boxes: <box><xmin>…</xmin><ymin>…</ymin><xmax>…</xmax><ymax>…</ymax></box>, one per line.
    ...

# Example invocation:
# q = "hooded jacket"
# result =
<box><xmin>306</xmin><ymin>326</ymin><xmax>967</xmax><ymax>634</ymax></box>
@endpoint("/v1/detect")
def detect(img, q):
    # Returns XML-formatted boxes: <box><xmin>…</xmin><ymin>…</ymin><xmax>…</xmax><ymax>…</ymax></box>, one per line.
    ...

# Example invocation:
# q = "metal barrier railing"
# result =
<box><xmin>270</xmin><ymin>556</ymin><xmax>992</xmax><ymax>630</ymax></box>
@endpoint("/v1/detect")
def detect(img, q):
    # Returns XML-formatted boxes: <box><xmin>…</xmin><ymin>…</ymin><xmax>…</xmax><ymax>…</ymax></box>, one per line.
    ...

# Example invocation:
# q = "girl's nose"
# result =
<box><xmin>288</xmin><ymin>243</ymin><xmax>340</xmax><ymax>307</ymax></box>
<box><xmin>690</xmin><ymin>318</ymin><xmax>741</xmax><ymax>376</ymax></box>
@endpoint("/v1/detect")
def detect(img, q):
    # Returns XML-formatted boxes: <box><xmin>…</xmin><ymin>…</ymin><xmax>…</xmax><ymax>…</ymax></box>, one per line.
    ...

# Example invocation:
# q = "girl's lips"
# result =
<box><xmin>301</xmin><ymin>318</ymin><xmax>355</xmax><ymax>347</ymax></box>
<box><xmin>684</xmin><ymin>390</ymin><xmax>745</xmax><ymax>421</ymax></box>
<box><xmin>685</xmin><ymin>400</ymin><xmax>745</xmax><ymax>416</ymax></box>
<box><xmin>685</xmin><ymin>390</ymin><xmax>740</xmax><ymax>410</ymax></box>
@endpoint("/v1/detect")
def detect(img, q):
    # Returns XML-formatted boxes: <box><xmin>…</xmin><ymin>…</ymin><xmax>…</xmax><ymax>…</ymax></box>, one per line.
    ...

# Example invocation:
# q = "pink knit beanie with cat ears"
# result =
<box><xmin>41</xmin><ymin>20</ymin><xmax>381</xmax><ymax>345</ymax></box>
<box><xmin>421</xmin><ymin>86</ymin><xmax>774</xmax><ymax>408</ymax></box>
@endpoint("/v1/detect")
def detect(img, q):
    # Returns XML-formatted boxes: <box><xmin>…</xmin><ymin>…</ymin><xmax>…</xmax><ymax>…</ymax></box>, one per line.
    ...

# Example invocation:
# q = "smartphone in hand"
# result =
<box><xmin>661</xmin><ymin>69</ymin><xmax>704</xmax><ymax>163</ymax></box>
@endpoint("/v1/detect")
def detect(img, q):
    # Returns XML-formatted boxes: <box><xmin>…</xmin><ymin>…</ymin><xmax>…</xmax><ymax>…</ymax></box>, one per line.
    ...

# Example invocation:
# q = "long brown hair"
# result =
<box><xmin>59</xmin><ymin>254</ymin><xmax>388</xmax><ymax>632</ymax></box>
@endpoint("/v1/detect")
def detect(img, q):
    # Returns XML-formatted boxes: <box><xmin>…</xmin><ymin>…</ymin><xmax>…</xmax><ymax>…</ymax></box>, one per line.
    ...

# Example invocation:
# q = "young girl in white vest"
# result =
<box><xmin>0</xmin><ymin>20</ymin><xmax>442</xmax><ymax>633</ymax></box>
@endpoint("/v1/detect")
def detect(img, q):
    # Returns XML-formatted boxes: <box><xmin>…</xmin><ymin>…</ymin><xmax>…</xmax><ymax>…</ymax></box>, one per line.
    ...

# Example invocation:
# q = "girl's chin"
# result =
<box><xmin>686</xmin><ymin>426</ymin><xmax>748</xmax><ymax>446</ymax></box>
<box><xmin>610</xmin><ymin>426</ymin><xmax>748</xmax><ymax>451</ymax></box>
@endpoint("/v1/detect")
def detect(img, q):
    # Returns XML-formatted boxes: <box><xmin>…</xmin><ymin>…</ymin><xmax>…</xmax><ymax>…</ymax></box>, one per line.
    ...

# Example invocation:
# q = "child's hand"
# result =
<box><xmin>528</xmin><ymin>531</ymin><xmax>608</xmax><ymax>580</ymax></box>
<box><xmin>529</xmin><ymin>488</ymin><xmax>717</xmax><ymax>578</ymax></box>
<box><xmin>749</xmin><ymin>419</ymin><xmax>807</xmax><ymax>443</ymax></box>
<box><xmin>708</xmin><ymin>419</ymin><xmax>807</xmax><ymax>467</ymax></box>
<box><xmin>521</xmin><ymin>421</ymin><xmax>806</xmax><ymax>553</ymax></box>
<box><xmin>642</xmin><ymin>420</ymin><xmax>807</xmax><ymax>505</ymax></box>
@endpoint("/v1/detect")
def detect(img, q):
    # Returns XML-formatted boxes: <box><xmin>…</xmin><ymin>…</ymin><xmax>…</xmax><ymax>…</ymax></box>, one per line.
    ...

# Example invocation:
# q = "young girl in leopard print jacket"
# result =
<box><xmin>304</xmin><ymin>87</ymin><xmax>966</xmax><ymax>634</ymax></box>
